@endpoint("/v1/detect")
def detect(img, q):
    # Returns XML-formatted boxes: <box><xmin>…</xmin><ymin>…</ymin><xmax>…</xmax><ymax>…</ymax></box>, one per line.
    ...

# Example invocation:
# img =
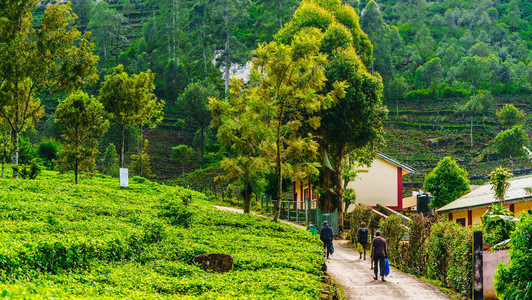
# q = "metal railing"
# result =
<box><xmin>261</xmin><ymin>194</ymin><xmax>339</xmax><ymax>232</ymax></box>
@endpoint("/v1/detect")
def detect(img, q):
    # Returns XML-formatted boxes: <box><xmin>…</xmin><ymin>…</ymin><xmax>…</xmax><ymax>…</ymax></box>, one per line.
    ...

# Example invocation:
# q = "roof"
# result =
<box><xmin>376</xmin><ymin>153</ymin><xmax>415</xmax><ymax>175</ymax></box>
<box><xmin>438</xmin><ymin>175</ymin><xmax>532</xmax><ymax>213</ymax></box>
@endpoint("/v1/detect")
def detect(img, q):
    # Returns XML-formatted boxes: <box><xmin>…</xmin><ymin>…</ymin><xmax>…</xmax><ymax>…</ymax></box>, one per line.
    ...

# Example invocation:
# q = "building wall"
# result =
<box><xmin>448</xmin><ymin>201</ymin><xmax>531</xmax><ymax>226</ymax></box>
<box><xmin>346</xmin><ymin>158</ymin><xmax>399</xmax><ymax>208</ymax></box>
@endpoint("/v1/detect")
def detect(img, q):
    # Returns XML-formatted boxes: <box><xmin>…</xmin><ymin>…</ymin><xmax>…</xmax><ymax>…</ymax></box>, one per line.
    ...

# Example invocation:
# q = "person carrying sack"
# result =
<box><xmin>357</xmin><ymin>222</ymin><xmax>369</xmax><ymax>260</ymax></box>
<box><xmin>320</xmin><ymin>220</ymin><xmax>334</xmax><ymax>259</ymax></box>
<box><xmin>371</xmin><ymin>230</ymin><xmax>388</xmax><ymax>281</ymax></box>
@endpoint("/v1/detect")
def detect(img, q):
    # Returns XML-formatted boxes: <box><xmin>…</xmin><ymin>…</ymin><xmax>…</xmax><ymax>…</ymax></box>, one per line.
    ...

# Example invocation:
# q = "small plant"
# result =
<box><xmin>12</xmin><ymin>160</ymin><xmax>42</xmax><ymax>179</ymax></box>
<box><xmin>489</xmin><ymin>166</ymin><xmax>512</xmax><ymax>204</ymax></box>
<box><xmin>483</xmin><ymin>204</ymin><xmax>517</xmax><ymax>245</ymax></box>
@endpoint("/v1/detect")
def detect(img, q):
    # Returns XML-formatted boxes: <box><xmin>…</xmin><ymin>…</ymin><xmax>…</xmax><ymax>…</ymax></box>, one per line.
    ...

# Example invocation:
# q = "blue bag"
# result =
<box><xmin>384</xmin><ymin>259</ymin><xmax>390</xmax><ymax>276</ymax></box>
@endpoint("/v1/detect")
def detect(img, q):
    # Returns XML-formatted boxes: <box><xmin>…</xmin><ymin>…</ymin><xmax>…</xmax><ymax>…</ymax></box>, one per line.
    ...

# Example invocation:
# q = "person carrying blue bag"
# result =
<box><xmin>371</xmin><ymin>230</ymin><xmax>388</xmax><ymax>281</ymax></box>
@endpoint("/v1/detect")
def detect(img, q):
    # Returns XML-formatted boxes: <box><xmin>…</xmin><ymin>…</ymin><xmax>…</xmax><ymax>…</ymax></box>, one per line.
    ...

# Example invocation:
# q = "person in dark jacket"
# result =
<box><xmin>357</xmin><ymin>222</ymin><xmax>369</xmax><ymax>260</ymax></box>
<box><xmin>320</xmin><ymin>221</ymin><xmax>334</xmax><ymax>259</ymax></box>
<box><xmin>371</xmin><ymin>230</ymin><xmax>388</xmax><ymax>281</ymax></box>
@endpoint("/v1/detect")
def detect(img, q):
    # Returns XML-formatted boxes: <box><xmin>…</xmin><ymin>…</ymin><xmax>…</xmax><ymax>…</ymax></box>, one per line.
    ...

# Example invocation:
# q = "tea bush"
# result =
<box><xmin>0</xmin><ymin>168</ymin><xmax>324</xmax><ymax>298</ymax></box>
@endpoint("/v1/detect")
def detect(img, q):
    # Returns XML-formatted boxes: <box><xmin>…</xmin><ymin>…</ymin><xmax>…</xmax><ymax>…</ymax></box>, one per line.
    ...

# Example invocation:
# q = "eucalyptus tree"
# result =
<box><xmin>211</xmin><ymin>0</ymin><xmax>251</xmax><ymax>96</ymax></box>
<box><xmin>275</xmin><ymin>0</ymin><xmax>386</xmax><ymax>230</ymax></box>
<box><xmin>0</xmin><ymin>0</ymin><xmax>98</xmax><ymax>177</ymax></box>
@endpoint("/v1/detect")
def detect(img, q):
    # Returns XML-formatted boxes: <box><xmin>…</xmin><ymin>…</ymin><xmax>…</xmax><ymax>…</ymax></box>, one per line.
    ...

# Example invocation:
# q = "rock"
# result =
<box><xmin>193</xmin><ymin>253</ymin><xmax>233</xmax><ymax>273</ymax></box>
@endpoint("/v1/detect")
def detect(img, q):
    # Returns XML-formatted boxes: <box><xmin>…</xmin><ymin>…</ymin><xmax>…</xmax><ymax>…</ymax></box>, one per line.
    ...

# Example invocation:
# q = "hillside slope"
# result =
<box><xmin>0</xmin><ymin>170</ymin><xmax>324</xmax><ymax>298</ymax></box>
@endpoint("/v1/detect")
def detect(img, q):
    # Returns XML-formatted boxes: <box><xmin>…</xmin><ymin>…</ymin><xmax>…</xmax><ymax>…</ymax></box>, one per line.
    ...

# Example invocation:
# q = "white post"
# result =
<box><xmin>120</xmin><ymin>168</ymin><xmax>129</xmax><ymax>187</ymax></box>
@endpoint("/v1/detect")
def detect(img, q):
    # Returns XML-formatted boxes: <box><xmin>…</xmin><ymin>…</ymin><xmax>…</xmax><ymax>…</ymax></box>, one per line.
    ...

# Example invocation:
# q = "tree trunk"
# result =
<box><xmin>470</xmin><ymin>118</ymin><xmax>473</xmax><ymax>147</ymax></box>
<box><xmin>244</xmin><ymin>177</ymin><xmax>251</xmax><ymax>214</ymax></box>
<box><xmin>201</xmin><ymin>126</ymin><xmax>205</xmax><ymax>169</ymax></box>
<box><xmin>74</xmin><ymin>158</ymin><xmax>78</xmax><ymax>184</ymax></box>
<box><xmin>120</xmin><ymin>126</ymin><xmax>125</xmax><ymax>168</ymax></box>
<box><xmin>12</xmin><ymin>131</ymin><xmax>19</xmax><ymax>179</ymax></box>
<box><xmin>224</xmin><ymin>4</ymin><xmax>230</xmax><ymax>97</ymax></box>
<box><xmin>2</xmin><ymin>131</ymin><xmax>10</xmax><ymax>179</ymax></box>
<box><xmin>274</xmin><ymin>107</ymin><xmax>284</xmax><ymax>222</ymax></box>
<box><xmin>334</xmin><ymin>145</ymin><xmax>346</xmax><ymax>233</ymax></box>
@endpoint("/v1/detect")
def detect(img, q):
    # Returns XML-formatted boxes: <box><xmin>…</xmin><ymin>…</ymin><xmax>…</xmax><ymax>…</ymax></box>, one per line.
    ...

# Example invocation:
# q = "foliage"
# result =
<box><xmin>495</xmin><ymin>213</ymin><xmax>532</xmax><ymax>300</ymax></box>
<box><xmin>425</xmin><ymin>221</ymin><xmax>460</xmax><ymax>284</ymax></box>
<box><xmin>404</xmin><ymin>214</ymin><xmax>432</xmax><ymax>276</ymax></box>
<box><xmin>445</xmin><ymin>223</ymin><xmax>476</xmax><ymax>298</ymax></box>
<box><xmin>379</xmin><ymin>214</ymin><xmax>410</xmax><ymax>267</ymax></box>
<box><xmin>177</xmin><ymin>81</ymin><xmax>219</xmax><ymax>169</ymax></box>
<box><xmin>489</xmin><ymin>166</ymin><xmax>513</xmax><ymax>204</ymax></box>
<box><xmin>0</xmin><ymin>170</ymin><xmax>325</xmax><ymax>298</ymax></box>
<box><xmin>493</xmin><ymin>126</ymin><xmax>529</xmax><ymax>161</ymax></box>
<box><xmin>483</xmin><ymin>203</ymin><xmax>516</xmax><ymax>245</ymax></box>
<box><xmin>38</xmin><ymin>139</ymin><xmax>61</xmax><ymax>170</ymax></box>
<box><xmin>99</xmin><ymin>64</ymin><xmax>164</xmax><ymax>167</ymax></box>
<box><xmin>497</xmin><ymin>104</ymin><xmax>526</xmax><ymax>128</ymax></box>
<box><xmin>171</xmin><ymin>144</ymin><xmax>197</xmax><ymax>184</ymax></box>
<box><xmin>55</xmin><ymin>91</ymin><xmax>109</xmax><ymax>184</ymax></box>
<box><xmin>348</xmin><ymin>204</ymin><xmax>373</xmax><ymax>244</ymax></box>
<box><xmin>0</xmin><ymin>0</ymin><xmax>98</xmax><ymax>168</ymax></box>
<box><xmin>423</xmin><ymin>156</ymin><xmax>470</xmax><ymax>209</ymax></box>
<box><xmin>130</xmin><ymin>140</ymin><xmax>156</xmax><ymax>179</ymax></box>
<box><xmin>11</xmin><ymin>160</ymin><xmax>42</xmax><ymax>180</ymax></box>
<box><xmin>212</xmin><ymin>27</ymin><xmax>345</xmax><ymax>221</ymax></box>
<box><xmin>102</xmin><ymin>143</ymin><xmax>119</xmax><ymax>177</ymax></box>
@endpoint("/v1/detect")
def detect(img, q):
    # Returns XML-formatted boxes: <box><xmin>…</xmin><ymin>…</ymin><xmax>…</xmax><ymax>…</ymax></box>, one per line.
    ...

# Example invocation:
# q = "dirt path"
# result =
<box><xmin>328</xmin><ymin>239</ymin><xmax>449</xmax><ymax>300</ymax></box>
<box><xmin>213</xmin><ymin>206</ymin><xmax>449</xmax><ymax>300</ymax></box>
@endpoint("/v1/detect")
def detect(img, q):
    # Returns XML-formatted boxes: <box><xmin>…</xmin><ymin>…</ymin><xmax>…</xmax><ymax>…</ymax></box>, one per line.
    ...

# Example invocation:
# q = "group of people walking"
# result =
<box><xmin>319</xmin><ymin>221</ymin><xmax>388</xmax><ymax>281</ymax></box>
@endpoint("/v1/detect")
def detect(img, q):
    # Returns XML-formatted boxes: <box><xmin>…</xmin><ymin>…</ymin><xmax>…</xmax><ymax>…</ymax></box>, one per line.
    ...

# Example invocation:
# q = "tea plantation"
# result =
<box><xmin>0</xmin><ymin>170</ymin><xmax>324</xmax><ymax>299</ymax></box>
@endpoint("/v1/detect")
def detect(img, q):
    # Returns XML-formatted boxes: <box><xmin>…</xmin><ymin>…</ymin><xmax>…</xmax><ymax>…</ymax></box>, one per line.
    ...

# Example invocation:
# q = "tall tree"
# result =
<box><xmin>211</xmin><ymin>0</ymin><xmax>251</xmax><ymax>96</ymax></box>
<box><xmin>55</xmin><ymin>91</ymin><xmax>109</xmax><ymax>184</ymax></box>
<box><xmin>423</xmin><ymin>156</ymin><xmax>470</xmax><ymax>209</ymax></box>
<box><xmin>177</xmin><ymin>81</ymin><xmax>219</xmax><ymax>169</ymax></box>
<box><xmin>455</xmin><ymin>90</ymin><xmax>494</xmax><ymax>147</ymax></box>
<box><xmin>87</xmin><ymin>1</ymin><xmax>129</xmax><ymax>67</ymax></box>
<box><xmin>0</xmin><ymin>118</ymin><xmax>11</xmax><ymax>179</ymax></box>
<box><xmin>211</xmin><ymin>28</ymin><xmax>345</xmax><ymax>221</ymax></box>
<box><xmin>0</xmin><ymin>1</ymin><xmax>99</xmax><ymax>177</ymax></box>
<box><xmin>276</xmin><ymin>0</ymin><xmax>386</xmax><ymax>230</ymax></box>
<box><xmin>458</xmin><ymin>56</ymin><xmax>490</xmax><ymax>95</ymax></box>
<box><xmin>71</xmin><ymin>0</ymin><xmax>94</xmax><ymax>33</ymax></box>
<box><xmin>99</xmin><ymin>65</ymin><xmax>164</xmax><ymax>167</ymax></box>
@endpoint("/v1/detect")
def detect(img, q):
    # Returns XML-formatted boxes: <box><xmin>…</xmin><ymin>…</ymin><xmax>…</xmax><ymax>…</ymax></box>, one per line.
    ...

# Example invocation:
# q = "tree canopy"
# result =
<box><xmin>423</xmin><ymin>156</ymin><xmax>470</xmax><ymax>209</ymax></box>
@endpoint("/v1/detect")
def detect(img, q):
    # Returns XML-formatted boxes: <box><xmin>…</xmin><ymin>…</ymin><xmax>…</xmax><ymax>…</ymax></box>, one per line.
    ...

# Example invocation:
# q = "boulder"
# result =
<box><xmin>193</xmin><ymin>253</ymin><xmax>233</xmax><ymax>273</ymax></box>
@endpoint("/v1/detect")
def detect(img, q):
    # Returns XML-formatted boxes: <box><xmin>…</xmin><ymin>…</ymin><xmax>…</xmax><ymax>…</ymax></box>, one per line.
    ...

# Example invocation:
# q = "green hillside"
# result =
<box><xmin>0</xmin><ymin>170</ymin><xmax>324</xmax><ymax>298</ymax></box>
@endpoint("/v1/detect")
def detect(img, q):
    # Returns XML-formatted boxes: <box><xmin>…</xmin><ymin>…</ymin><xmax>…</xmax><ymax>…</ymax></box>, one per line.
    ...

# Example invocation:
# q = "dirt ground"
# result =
<box><xmin>213</xmin><ymin>206</ymin><xmax>449</xmax><ymax>299</ymax></box>
<box><xmin>327</xmin><ymin>239</ymin><xmax>450</xmax><ymax>300</ymax></box>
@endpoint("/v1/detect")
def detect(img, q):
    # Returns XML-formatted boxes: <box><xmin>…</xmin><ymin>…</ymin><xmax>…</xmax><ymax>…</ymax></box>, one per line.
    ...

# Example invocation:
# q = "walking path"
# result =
<box><xmin>328</xmin><ymin>239</ymin><xmax>449</xmax><ymax>300</ymax></box>
<box><xmin>213</xmin><ymin>205</ymin><xmax>449</xmax><ymax>300</ymax></box>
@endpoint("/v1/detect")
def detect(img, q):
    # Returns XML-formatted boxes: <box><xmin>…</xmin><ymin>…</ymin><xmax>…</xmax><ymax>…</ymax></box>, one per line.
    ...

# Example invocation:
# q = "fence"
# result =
<box><xmin>260</xmin><ymin>194</ymin><xmax>339</xmax><ymax>233</ymax></box>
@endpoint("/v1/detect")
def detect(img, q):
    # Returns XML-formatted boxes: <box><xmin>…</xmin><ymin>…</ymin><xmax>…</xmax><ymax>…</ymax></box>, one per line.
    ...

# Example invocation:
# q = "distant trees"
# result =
<box><xmin>177</xmin><ymin>81</ymin><xmax>219</xmax><ymax>169</ymax></box>
<box><xmin>102</xmin><ymin>143</ymin><xmax>119</xmax><ymax>177</ymax></box>
<box><xmin>455</xmin><ymin>90</ymin><xmax>494</xmax><ymax>147</ymax></box>
<box><xmin>55</xmin><ymin>92</ymin><xmax>109</xmax><ymax>184</ymax></box>
<box><xmin>423</xmin><ymin>156</ymin><xmax>470</xmax><ymax>209</ymax></box>
<box><xmin>171</xmin><ymin>144</ymin><xmax>196</xmax><ymax>185</ymax></box>
<box><xmin>0</xmin><ymin>1</ymin><xmax>98</xmax><ymax>177</ymax></box>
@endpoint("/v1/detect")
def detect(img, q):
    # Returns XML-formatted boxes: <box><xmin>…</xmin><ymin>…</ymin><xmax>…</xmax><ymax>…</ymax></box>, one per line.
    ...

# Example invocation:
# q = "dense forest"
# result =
<box><xmin>3</xmin><ymin>0</ymin><xmax>532</xmax><ymax>194</ymax></box>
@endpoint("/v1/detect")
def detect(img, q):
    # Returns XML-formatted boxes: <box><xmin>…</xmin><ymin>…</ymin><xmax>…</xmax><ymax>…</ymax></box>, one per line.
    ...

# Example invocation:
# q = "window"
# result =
<box><xmin>456</xmin><ymin>218</ymin><xmax>466</xmax><ymax>226</ymax></box>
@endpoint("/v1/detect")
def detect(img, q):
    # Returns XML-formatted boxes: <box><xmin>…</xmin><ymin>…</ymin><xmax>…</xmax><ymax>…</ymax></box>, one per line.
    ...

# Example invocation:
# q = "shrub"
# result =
<box><xmin>379</xmin><ymin>214</ymin><xmax>410</xmax><ymax>267</ymax></box>
<box><xmin>425</xmin><ymin>221</ymin><xmax>460</xmax><ymax>283</ymax></box>
<box><xmin>349</xmin><ymin>204</ymin><xmax>373</xmax><ymax>244</ymax></box>
<box><xmin>405</xmin><ymin>214</ymin><xmax>432</xmax><ymax>276</ymax></box>
<box><xmin>495</xmin><ymin>213</ymin><xmax>532</xmax><ymax>299</ymax></box>
<box><xmin>405</xmin><ymin>88</ymin><xmax>432</xmax><ymax>100</ymax></box>
<box><xmin>483</xmin><ymin>204</ymin><xmax>516</xmax><ymax>245</ymax></box>
<box><xmin>102</xmin><ymin>143</ymin><xmax>119</xmax><ymax>177</ymax></box>
<box><xmin>439</xmin><ymin>86</ymin><xmax>470</xmax><ymax>98</ymax></box>
<box><xmin>38</xmin><ymin>139</ymin><xmax>61</xmax><ymax>170</ymax></box>
<box><xmin>446</xmin><ymin>224</ymin><xmax>476</xmax><ymax>298</ymax></box>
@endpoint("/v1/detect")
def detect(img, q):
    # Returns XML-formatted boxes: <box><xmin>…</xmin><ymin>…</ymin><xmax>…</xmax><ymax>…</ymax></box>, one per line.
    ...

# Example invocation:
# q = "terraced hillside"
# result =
<box><xmin>383</xmin><ymin>95</ymin><xmax>532</xmax><ymax>192</ymax></box>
